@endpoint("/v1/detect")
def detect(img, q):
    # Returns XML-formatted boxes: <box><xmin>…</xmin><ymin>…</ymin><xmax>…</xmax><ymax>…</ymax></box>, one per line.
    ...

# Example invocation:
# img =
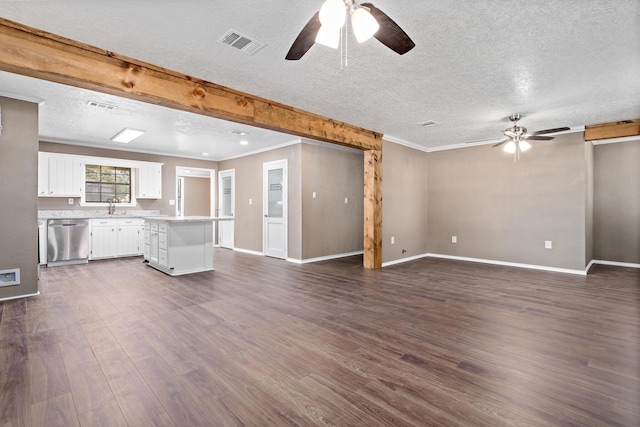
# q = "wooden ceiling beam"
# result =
<box><xmin>584</xmin><ymin>118</ymin><xmax>640</xmax><ymax>141</ymax></box>
<box><xmin>0</xmin><ymin>17</ymin><xmax>382</xmax><ymax>152</ymax></box>
<box><xmin>0</xmin><ymin>17</ymin><xmax>384</xmax><ymax>269</ymax></box>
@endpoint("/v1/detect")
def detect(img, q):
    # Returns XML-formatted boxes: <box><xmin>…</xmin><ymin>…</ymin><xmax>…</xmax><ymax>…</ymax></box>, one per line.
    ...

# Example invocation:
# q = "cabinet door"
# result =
<box><xmin>38</xmin><ymin>152</ymin><xmax>50</xmax><ymax>196</ymax></box>
<box><xmin>138</xmin><ymin>163</ymin><xmax>162</xmax><ymax>199</ymax></box>
<box><xmin>149</xmin><ymin>230</ymin><xmax>159</xmax><ymax>264</ymax></box>
<box><xmin>91</xmin><ymin>226</ymin><xmax>117</xmax><ymax>259</ymax></box>
<box><xmin>117</xmin><ymin>225</ymin><xmax>140</xmax><ymax>256</ymax></box>
<box><xmin>48</xmin><ymin>156</ymin><xmax>77</xmax><ymax>196</ymax></box>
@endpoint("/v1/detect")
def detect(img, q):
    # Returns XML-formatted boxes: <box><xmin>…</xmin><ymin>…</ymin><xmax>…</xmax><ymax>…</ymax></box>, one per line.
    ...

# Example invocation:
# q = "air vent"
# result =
<box><xmin>231</xmin><ymin>130</ymin><xmax>248</xmax><ymax>135</ymax></box>
<box><xmin>218</xmin><ymin>30</ymin><xmax>265</xmax><ymax>55</ymax></box>
<box><xmin>86</xmin><ymin>100</ymin><xmax>118</xmax><ymax>110</ymax></box>
<box><xmin>417</xmin><ymin>120</ymin><xmax>439</xmax><ymax>128</ymax></box>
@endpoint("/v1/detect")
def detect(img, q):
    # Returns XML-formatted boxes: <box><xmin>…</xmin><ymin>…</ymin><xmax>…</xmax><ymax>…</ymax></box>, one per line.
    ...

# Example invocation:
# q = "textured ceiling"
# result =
<box><xmin>0</xmin><ymin>0</ymin><xmax>638</xmax><ymax>159</ymax></box>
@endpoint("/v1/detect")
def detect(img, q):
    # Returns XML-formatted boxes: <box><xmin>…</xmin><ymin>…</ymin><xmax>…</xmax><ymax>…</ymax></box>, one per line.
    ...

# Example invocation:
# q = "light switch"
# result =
<box><xmin>249</xmin><ymin>198</ymin><xmax>253</xmax><ymax>205</ymax></box>
<box><xmin>545</xmin><ymin>240</ymin><xmax>552</xmax><ymax>249</ymax></box>
<box><xmin>312</xmin><ymin>192</ymin><xmax>316</xmax><ymax>199</ymax></box>
<box><xmin>344</xmin><ymin>197</ymin><xmax>348</xmax><ymax>204</ymax></box>
<box><xmin>452</xmin><ymin>236</ymin><xmax>457</xmax><ymax>243</ymax></box>
<box><xmin>169</xmin><ymin>199</ymin><xmax>175</xmax><ymax>206</ymax></box>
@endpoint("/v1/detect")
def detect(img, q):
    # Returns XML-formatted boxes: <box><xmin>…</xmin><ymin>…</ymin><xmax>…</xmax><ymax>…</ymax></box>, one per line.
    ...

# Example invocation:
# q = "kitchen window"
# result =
<box><xmin>85</xmin><ymin>164</ymin><xmax>132</xmax><ymax>203</ymax></box>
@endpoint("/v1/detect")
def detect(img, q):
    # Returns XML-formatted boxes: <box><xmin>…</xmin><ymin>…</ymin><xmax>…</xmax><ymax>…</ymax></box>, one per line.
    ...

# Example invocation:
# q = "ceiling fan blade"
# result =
<box><xmin>492</xmin><ymin>138</ymin><xmax>510</xmax><ymax>148</ymax></box>
<box><xmin>285</xmin><ymin>11</ymin><xmax>321</xmax><ymax>60</ymax></box>
<box><xmin>361</xmin><ymin>3</ymin><xmax>415</xmax><ymax>55</ymax></box>
<box><xmin>531</xmin><ymin>126</ymin><xmax>571</xmax><ymax>135</ymax></box>
<box><xmin>526</xmin><ymin>135</ymin><xmax>554</xmax><ymax>141</ymax></box>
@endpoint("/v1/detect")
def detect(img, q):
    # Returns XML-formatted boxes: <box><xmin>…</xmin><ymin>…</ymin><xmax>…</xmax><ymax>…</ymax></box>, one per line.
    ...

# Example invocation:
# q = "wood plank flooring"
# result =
<box><xmin>1</xmin><ymin>250</ymin><xmax>639</xmax><ymax>426</ymax></box>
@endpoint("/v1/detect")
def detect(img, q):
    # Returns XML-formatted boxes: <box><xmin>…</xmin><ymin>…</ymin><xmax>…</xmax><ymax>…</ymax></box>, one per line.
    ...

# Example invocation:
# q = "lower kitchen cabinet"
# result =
<box><xmin>90</xmin><ymin>218</ymin><xmax>143</xmax><ymax>260</ymax></box>
<box><xmin>144</xmin><ymin>217</ymin><xmax>213</xmax><ymax>275</ymax></box>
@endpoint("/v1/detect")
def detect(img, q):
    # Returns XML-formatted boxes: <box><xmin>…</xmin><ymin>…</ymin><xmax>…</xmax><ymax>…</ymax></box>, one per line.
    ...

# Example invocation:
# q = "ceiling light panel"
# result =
<box><xmin>111</xmin><ymin>128</ymin><xmax>145</xmax><ymax>143</ymax></box>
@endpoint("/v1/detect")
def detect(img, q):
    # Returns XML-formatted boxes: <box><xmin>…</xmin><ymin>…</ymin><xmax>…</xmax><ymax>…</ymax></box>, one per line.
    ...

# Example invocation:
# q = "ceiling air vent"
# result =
<box><xmin>218</xmin><ymin>30</ymin><xmax>265</xmax><ymax>55</ymax></box>
<box><xmin>417</xmin><ymin>120</ymin><xmax>439</xmax><ymax>128</ymax></box>
<box><xmin>86</xmin><ymin>100</ymin><xmax>117</xmax><ymax>110</ymax></box>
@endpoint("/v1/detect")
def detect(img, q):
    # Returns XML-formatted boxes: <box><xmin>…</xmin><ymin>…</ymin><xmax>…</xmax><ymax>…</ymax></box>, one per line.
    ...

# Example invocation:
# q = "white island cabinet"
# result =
<box><xmin>143</xmin><ymin>217</ymin><xmax>215</xmax><ymax>276</ymax></box>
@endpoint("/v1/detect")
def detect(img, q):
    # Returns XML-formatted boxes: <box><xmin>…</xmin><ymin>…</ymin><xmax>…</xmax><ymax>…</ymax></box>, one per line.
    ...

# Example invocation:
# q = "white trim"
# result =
<box><xmin>382</xmin><ymin>253</ymin><xmax>429</xmax><ymax>267</ymax></box>
<box><xmin>219</xmin><ymin>138</ymin><xmax>302</xmax><ymax>161</ymax></box>
<box><xmin>288</xmin><ymin>251</ymin><xmax>364</xmax><ymax>264</ymax></box>
<box><xmin>586</xmin><ymin>259</ymin><xmax>596</xmax><ymax>273</ymax></box>
<box><xmin>0</xmin><ymin>90</ymin><xmax>46</xmax><ymax>105</ymax></box>
<box><xmin>383</xmin><ymin>134</ymin><xmax>430</xmax><ymax>153</ymax></box>
<box><xmin>590</xmin><ymin>135</ymin><xmax>640</xmax><ymax>145</ymax></box>
<box><xmin>384</xmin><ymin>126</ymin><xmax>586</xmax><ymax>153</ymax></box>
<box><xmin>590</xmin><ymin>259</ymin><xmax>640</xmax><ymax>269</ymax></box>
<box><xmin>233</xmin><ymin>247</ymin><xmax>264</xmax><ymax>257</ymax></box>
<box><xmin>425</xmin><ymin>253</ymin><xmax>588</xmax><ymax>276</ymax></box>
<box><xmin>0</xmin><ymin>291</ymin><xmax>40</xmax><ymax>302</ymax></box>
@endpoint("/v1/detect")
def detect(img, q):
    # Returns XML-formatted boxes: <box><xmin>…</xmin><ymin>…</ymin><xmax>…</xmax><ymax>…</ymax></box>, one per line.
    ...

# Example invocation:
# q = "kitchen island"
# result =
<box><xmin>143</xmin><ymin>216</ymin><xmax>233</xmax><ymax>276</ymax></box>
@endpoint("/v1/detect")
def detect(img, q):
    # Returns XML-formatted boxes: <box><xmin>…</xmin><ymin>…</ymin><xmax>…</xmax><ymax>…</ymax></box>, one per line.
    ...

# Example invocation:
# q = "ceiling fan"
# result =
<box><xmin>492</xmin><ymin>114</ymin><xmax>570</xmax><ymax>159</ymax></box>
<box><xmin>285</xmin><ymin>0</ymin><xmax>415</xmax><ymax>60</ymax></box>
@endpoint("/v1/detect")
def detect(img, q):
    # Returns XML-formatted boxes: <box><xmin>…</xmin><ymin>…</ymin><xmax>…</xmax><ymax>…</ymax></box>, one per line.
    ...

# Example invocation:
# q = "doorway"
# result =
<box><xmin>263</xmin><ymin>159</ymin><xmax>287</xmax><ymax>259</ymax></box>
<box><xmin>176</xmin><ymin>166</ymin><xmax>216</xmax><ymax>240</ymax></box>
<box><xmin>218</xmin><ymin>169</ymin><xmax>235</xmax><ymax>249</ymax></box>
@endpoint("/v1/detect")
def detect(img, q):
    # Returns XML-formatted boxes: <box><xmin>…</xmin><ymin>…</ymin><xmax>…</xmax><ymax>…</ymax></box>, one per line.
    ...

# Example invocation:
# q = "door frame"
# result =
<box><xmin>218</xmin><ymin>168</ymin><xmax>235</xmax><ymax>249</ymax></box>
<box><xmin>175</xmin><ymin>166</ymin><xmax>216</xmax><ymax>241</ymax></box>
<box><xmin>263</xmin><ymin>159</ymin><xmax>288</xmax><ymax>259</ymax></box>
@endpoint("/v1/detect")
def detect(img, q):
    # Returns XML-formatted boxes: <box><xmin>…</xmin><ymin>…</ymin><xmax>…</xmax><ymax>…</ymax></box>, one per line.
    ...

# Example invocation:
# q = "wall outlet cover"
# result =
<box><xmin>452</xmin><ymin>236</ymin><xmax>457</xmax><ymax>243</ymax></box>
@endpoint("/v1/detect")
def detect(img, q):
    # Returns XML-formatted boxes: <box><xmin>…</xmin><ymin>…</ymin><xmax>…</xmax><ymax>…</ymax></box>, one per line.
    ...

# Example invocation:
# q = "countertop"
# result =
<box><xmin>143</xmin><ymin>216</ymin><xmax>235</xmax><ymax>223</ymax></box>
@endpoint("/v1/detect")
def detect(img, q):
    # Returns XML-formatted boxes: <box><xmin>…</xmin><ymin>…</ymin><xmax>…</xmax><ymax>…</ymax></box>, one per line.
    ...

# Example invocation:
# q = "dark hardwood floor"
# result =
<box><xmin>1</xmin><ymin>250</ymin><xmax>639</xmax><ymax>426</ymax></box>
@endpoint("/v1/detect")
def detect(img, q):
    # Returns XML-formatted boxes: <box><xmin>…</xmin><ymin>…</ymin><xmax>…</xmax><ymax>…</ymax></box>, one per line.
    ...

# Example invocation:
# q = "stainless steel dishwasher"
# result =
<box><xmin>47</xmin><ymin>219</ymin><xmax>90</xmax><ymax>266</ymax></box>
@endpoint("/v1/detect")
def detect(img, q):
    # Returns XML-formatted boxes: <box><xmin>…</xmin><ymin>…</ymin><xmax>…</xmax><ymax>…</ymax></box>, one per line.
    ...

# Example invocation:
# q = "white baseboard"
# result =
<box><xmin>232</xmin><ymin>248</ymin><xmax>264</xmax><ymax>257</ymax></box>
<box><xmin>590</xmin><ymin>259</ymin><xmax>640</xmax><ymax>269</ymax></box>
<box><xmin>382</xmin><ymin>253</ymin><xmax>429</xmax><ymax>267</ymax></box>
<box><xmin>425</xmin><ymin>253</ymin><xmax>588</xmax><ymax>276</ymax></box>
<box><xmin>288</xmin><ymin>251</ymin><xmax>364</xmax><ymax>264</ymax></box>
<box><xmin>0</xmin><ymin>291</ymin><xmax>40</xmax><ymax>302</ymax></box>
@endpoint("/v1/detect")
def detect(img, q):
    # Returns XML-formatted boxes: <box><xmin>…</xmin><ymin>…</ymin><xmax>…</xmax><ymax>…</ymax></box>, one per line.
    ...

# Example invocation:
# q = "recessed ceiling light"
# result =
<box><xmin>231</xmin><ymin>130</ymin><xmax>248</xmax><ymax>135</ymax></box>
<box><xmin>240</xmin><ymin>140</ymin><xmax>249</xmax><ymax>146</ymax></box>
<box><xmin>111</xmin><ymin>128</ymin><xmax>145</xmax><ymax>143</ymax></box>
<box><xmin>202</xmin><ymin>152</ymin><xmax>209</xmax><ymax>156</ymax></box>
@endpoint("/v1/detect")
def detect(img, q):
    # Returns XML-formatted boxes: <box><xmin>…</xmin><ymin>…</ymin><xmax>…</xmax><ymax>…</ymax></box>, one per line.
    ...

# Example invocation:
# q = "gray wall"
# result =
<box><xmin>38</xmin><ymin>141</ymin><xmax>218</xmax><ymax>215</ymax></box>
<box><xmin>382</xmin><ymin>140</ymin><xmax>429</xmax><ymax>263</ymax></box>
<box><xmin>427</xmin><ymin>133</ymin><xmax>590</xmax><ymax>271</ymax></box>
<box><xmin>593</xmin><ymin>140</ymin><xmax>640</xmax><ymax>263</ymax></box>
<box><xmin>0</xmin><ymin>97</ymin><xmax>39</xmax><ymax>300</ymax></box>
<box><xmin>301</xmin><ymin>143</ymin><xmax>364</xmax><ymax>259</ymax></box>
<box><xmin>219</xmin><ymin>143</ymin><xmax>302</xmax><ymax>259</ymax></box>
<box><xmin>183</xmin><ymin>176</ymin><xmax>210</xmax><ymax>216</ymax></box>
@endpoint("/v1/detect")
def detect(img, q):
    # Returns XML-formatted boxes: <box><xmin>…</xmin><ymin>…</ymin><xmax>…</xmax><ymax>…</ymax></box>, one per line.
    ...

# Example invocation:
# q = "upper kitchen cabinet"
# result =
<box><xmin>38</xmin><ymin>152</ymin><xmax>84</xmax><ymax>197</ymax></box>
<box><xmin>137</xmin><ymin>162</ymin><xmax>162</xmax><ymax>199</ymax></box>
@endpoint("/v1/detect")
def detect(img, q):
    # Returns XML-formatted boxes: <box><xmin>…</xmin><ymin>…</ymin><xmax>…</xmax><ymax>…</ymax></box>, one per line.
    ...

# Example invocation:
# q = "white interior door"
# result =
<box><xmin>218</xmin><ymin>169</ymin><xmax>235</xmax><ymax>249</ymax></box>
<box><xmin>263</xmin><ymin>160</ymin><xmax>287</xmax><ymax>259</ymax></box>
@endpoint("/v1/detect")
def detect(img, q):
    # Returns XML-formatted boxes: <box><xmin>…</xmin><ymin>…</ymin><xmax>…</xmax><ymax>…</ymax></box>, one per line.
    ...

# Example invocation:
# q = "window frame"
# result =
<box><xmin>79</xmin><ymin>156</ymin><xmax>139</xmax><ymax>207</ymax></box>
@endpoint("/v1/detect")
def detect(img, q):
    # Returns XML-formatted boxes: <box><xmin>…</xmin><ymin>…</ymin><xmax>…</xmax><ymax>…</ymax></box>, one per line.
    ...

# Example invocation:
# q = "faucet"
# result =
<box><xmin>107</xmin><ymin>197</ymin><xmax>121</xmax><ymax>215</ymax></box>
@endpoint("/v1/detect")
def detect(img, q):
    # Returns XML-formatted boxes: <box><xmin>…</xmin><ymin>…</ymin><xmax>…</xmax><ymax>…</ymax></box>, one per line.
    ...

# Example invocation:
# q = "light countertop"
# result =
<box><xmin>143</xmin><ymin>216</ymin><xmax>235</xmax><ymax>223</ymax></box>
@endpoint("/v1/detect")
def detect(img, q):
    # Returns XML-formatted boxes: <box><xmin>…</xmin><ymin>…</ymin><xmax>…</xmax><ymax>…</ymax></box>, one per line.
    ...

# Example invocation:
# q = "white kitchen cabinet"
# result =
<box><xmin>144</xmin><ymin>217</ymin><xmax>214</xmax><ymax>276</ymax></box>
<box><xmin>90</xmin><ymin>218</ymin><xmax>143</xmax><ymax>259</ymax></box>
<box><xmin>38</xmin><ymin>152</ymin><xmax>84</xmax><ymax>197</ymax></box>
<box><xmin>137</xmin><ymin>162</ymin><xmax>162</xmax><ymax>199</ymax></box>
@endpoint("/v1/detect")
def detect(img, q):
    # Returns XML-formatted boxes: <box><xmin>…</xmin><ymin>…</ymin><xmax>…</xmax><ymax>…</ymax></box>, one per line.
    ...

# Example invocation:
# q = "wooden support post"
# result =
<box><xmin>364</xmin><ymin>149</ymin><xmax>383</xmax><ymax>269</ymax></box>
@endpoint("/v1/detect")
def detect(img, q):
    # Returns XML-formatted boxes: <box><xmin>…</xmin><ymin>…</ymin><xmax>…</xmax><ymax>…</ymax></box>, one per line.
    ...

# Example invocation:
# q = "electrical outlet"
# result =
<box><xmin>452</xmin><ymin>236</ymin><xmax>457</xmax><ymax>243</ymax></box>
<box><xmin>344</xmin><ymin>197</ymin><xmax>348</xmax><ymax>204</ymax></box>
<box><xmin>545</xmin><ymin>240</ymin><xmax>552</xmax><ymax>249</ymax></box>
<box><xmin>169</xmin><ymin>199</ymin><xmax>175</xmax><ymax>206</ymax></box>
<box><xmin>391</xmin><ymin>236</ymin><xmax>395</xmax><ymax>245</ymax></box>
<box><xmin>249</xmin><ymin>198</ymin><xmax>253</xmax><ymax>205</ymax></box>
<box><xmin>312</xmin><ymin>192</ymin><xmax>316</xmax><ymax>199</ymax></box>
<box><xmin>68</xmin><ymin>198</ymin><xmax>74</xmax><ymax>205</ymax></box>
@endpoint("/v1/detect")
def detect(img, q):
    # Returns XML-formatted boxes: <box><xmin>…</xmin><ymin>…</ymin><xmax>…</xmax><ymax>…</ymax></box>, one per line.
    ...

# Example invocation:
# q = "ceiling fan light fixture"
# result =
<box><xmin>351</xmin><ymin>6</ymin><xmax>380</xmax><ymax>43</ymax></box>
<box><xmin>315</xmin><ymin>25</ymin><xmax>341</xmax><ymax>48</ymax></box>
<box><xmin>503</xmin><ymin>140</ymin><xmax>517</xmax><ymax>154</ymax></box>
<box><xmin>319</xmin><ymin>0</ymin><xmax>346</xmax><ymax>30</ymax></box>
<box><xmin>519</xmin><ymin>140</ymin><xmax>531</xmax><ymax>152</ymax></box>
